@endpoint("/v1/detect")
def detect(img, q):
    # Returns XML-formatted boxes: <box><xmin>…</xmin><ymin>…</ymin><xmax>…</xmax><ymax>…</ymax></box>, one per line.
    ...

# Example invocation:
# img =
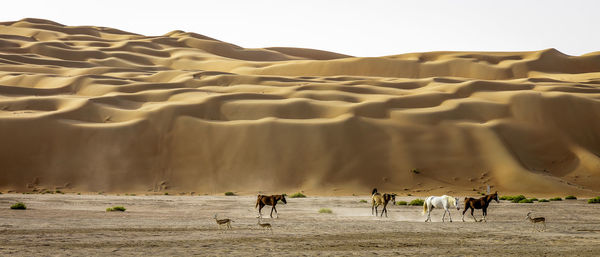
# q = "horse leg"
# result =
<box><xmin>382</xmin><ymin>203</ymin><xmax>387</xmax><ymax>217</ymax></box>
<box><xmin>471</xmin><ymin>208</ymin><xmax>478</xmax><ymax>222</ymax></box>
<box><xmin>447</xmin><ymin>208</ymin><xmax>453</xmax><ymax>222</ymax></box>
<box><xmin>372</xmin><ymin>203</ymin><xmax>375</xmax><ymax>216</ymax></box>
<box><xmin>375</xmin><ymin>205</ymin><xmax>379</xmax><ymax>217</ymax></box>
<box><xmin>462</xmin><ymin>207</ymin><xmax>468</xmax><ymax>222</ymax></box>
<box><xmin>273</xmin><ymin>205</ymin><xmax>279</xmax><ymax>218</ymax></box>
<box><xmin>258</xmin><ymin>204</ymin><xmax>264</xmax><ymax>218</ymax></box>
<box><xmin>482</xmin><ymin>207</ymin><xmax>487</xmax><ymax>222</ymax></box>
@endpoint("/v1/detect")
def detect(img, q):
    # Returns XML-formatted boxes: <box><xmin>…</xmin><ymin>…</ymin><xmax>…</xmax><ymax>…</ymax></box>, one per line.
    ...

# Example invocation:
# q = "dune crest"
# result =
<box><xmin>1</xmin><ymin>18</ymin><xmax>599</xmax><ymax>195</ymax></box>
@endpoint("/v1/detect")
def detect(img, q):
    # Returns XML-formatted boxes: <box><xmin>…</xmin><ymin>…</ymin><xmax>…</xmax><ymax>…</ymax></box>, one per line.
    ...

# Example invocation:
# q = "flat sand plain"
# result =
<box><xmin>1</xmin><ymin>194</ymin><xmax>600</xmax><ymax>256</ymax></box>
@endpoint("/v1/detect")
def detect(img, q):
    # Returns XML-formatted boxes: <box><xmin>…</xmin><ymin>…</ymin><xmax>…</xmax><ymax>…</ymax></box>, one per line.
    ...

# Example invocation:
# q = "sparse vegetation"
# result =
<box><xmin>396</xmin><ymin>201</ymin><xmax>407</xmax><ymax>206</ymax></box>
<box><xmin>359</xmin><ymin>200</ymin><xmax>368</xmax><ymax>203</ymax></box>
<box><xmin>565</xmin><ymin>195</ymin><xmax>577</xmax><ymax>200</ymax></box>
<box><xmin>10</xmin><ymin>202</ymin><xmax>26</xmax><ymax>210</ymax></box>
<box><xmin>518</xmin><ymin>199</ymin><xmax>534</xmax><ymax>203</ymax></box>
<box><xmin>55</xmin><ymin>190</ymin><xmax>64</xmax><ymax>194</ymax></box>
<box><xmin>319</xmin><ymin>208</ymin><xmax>332</xmax><ymax>214</ymax></box>
<box><xmin>412</xmin><ymin>169</ymin><xmax>420</xmax><ymax>174</ymax></box>
<box><xmin>106</xmin><ymin>206</ymin><xmax>126</xmax><ymax>212</ymax></box>
<box><xmin>549</xmin><ymin>197</ymin><xmax>562</xmax><ymax>201</ymax></box>
<box><xmin>500</xmin><ymin>195</ymin><xmax>527</xmax><ymax>203</ymax></box>
<box><xmin>409</xmin><ymin>199</ymin><xmax>425</xmax><ymax>206</ymax></box>
<box><xmin>529</xmin><ymin>198</ymin><xmax>538</xmax><ymax>201</ymax></box>
<box><xmin>290</xmin><ymin>192</ymin><xmax>306</xmax><ymax>198</ymax></box>
<box><xmin>164</xmin><ymin>192</ymin><xmax>169</xmax><ymax>195</ymax></box>
<box><xmin>224</xmin><ymin>191</ymin><xmax>235</xmax><ymax>196</ymax></box>
<box><xmin>77</xmin><ymin>193</ymin><xmax>81</xmax><ymax>195</ymax></box>
<box><xmin>538</xmin><ymin>199</ymin><xmax>549</xmax><ymax>202</ymax></box>
<box><xmin>407</xmin><ymin>193</ymin><xmax>412</xmax><ymax>196</ymax></box>
<box><xmin>588</xmin><ymin>196</ymin><xmax>600</xmax><ymax>204</ymax></box>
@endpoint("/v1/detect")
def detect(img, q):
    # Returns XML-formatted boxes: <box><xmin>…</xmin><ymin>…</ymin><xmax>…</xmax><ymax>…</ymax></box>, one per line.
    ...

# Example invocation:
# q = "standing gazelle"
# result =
<box><xmin>213</xmin><ymin>214</ymin><xmax>233</xmax><ymax>229</ymax></box>
<box><xmin>526</xmin><ymin>212</ymin><xmax>546</xmax><ymax>231</ymax></box>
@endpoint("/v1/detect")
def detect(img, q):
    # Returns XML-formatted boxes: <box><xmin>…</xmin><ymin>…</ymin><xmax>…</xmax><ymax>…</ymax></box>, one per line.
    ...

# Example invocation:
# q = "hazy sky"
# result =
<box><xmin>3</xmin><ymin>0</ymin><xmax>599</xmax><ymax>57</ymax></box>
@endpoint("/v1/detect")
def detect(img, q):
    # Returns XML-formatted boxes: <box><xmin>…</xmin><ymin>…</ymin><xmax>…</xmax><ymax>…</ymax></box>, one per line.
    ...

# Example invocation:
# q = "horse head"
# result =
<box><xmin>280</xmin><ymin>194</ymin><xmax>287</xmax><ymax>204</ymax></box>
<box><xmin>391</xmin><ymin>193</ymin><xmax>397</xmax><ymax>205</ymax></box>
<box><xmin>454</xmin><ymin>197</ymin><xmax>460</xmax><ymax>210</ymax></box>
<box><xmin>492</xmin><ymin>191</ymin><xmax>499</xmax><ymax>203</ymax></box>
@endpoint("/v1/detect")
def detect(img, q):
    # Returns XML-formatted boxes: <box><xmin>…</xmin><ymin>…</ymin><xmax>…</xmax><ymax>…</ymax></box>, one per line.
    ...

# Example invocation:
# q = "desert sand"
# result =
<box><xmin>2</xmin><ymin>194</ymin><xmax>600</xmax><ymax>256</ymax></box>
<box><xmin>1</xmin><ymin>18</ymin><xmax>600</xmax><ymax>196</ymax></box>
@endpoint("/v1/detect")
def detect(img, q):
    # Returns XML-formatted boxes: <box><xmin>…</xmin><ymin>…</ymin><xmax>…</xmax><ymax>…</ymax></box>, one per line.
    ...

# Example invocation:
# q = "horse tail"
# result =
<box><xmin>255</xmin><ymin>194</ymin><xmax>261</xmax><ymax>209</ymax></box>
<box><xmin>422</xmin><ymin>198</ymin><xmax>428</xmax><ymax>215</ymax></box>
<box><xmin>372</xmin><ymin>188</ymin><xmax>378</xmax><ymax>196</ymax></box>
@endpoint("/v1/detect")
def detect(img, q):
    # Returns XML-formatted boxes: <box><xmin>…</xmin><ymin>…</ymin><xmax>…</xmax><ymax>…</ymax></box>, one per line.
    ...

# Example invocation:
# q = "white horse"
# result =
<box><xmin>423</xmin><ymin>195</ymin><xmax>460</xmax><ymax>222</ymax></box>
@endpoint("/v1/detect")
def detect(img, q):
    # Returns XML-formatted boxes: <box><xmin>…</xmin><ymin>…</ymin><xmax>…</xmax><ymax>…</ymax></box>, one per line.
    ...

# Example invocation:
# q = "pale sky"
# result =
<box><xmin>3</xmin><ymin>0</ymin><xmax>599</xmax><ymax>57</ymax></box>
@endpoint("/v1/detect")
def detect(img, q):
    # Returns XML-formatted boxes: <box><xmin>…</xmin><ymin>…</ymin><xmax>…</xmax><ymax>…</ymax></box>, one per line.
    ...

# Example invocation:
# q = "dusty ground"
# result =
<box><xmin>1</xmin><ymin>194</ymin><xmax>600</xmax><ymax>256</ymax></box>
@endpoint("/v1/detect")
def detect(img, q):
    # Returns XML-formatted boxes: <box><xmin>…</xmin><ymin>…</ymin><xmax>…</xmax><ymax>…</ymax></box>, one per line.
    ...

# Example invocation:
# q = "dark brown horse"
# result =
<box><xmin>462</xmin><ymin>191</ymin><xmax>499</xmax><ymax>222</ymax></box>
<box><xmin>371</xmin><ymin>188</ymin><xmax>396</xmax><ymax>217</ymax></box>
<box><xmin>256</xmin><ymin>194</ymin><xmax>287</xmax><ymax>218</ymax></box>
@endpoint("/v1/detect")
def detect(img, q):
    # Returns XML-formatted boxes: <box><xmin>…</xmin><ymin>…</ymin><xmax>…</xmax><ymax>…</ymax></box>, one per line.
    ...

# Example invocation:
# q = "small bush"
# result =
<box><xmin>407</xmin><ymin>193</ymin><xmax>412</xmax><ymax>196</ymax></box>
<box><xmin>290</xmin><ymin>192</ymin><xmax>306</xmax><ymax>198</ymax></box>
<box><xmin>318</xmin><ymin>208</ymin><xmax>332</xmax><ymax>214</ymax></box>
<box><xmin>396</xmin><ymin>201</ymin><xmax>407</xmax><ymax>205</ymax></box>
<box><xmin>538</xmin><ymin>199</ymin><xmax>549</xmax><ymax>202</ymax></box>
<box><xmin>408</xmin><ymin>199</ymin><xmax>425</xmax><ymax>206</ymax></box>
<box><xmin>518</xmin><ymin>199</ymin><xmax>533</xmax><ymax>203</ymax></box>
<box><xmin>224</xmin><ymin>192</ymin><xmax>235</xmax><ymax>196</ymax></box>
<box><xmin>106</xmin><ymin>206</ymin><xmax>126</xmax><ymax>212</ymax></box>
<box><xmin>549</xmin><ymin>197</ymin><xmax>562</xmax><ymax>201</ymax></box>
<box><xmin>10</xmin><ymin>202</ymin><xmax>26</xmax><ymax>210</ymax></box>
<box><xmin>55</xmin><ymin>190</ymin><xmax>64</xmax><ymax>194</ymax></box>
<box><xmin>164</xmin><ymin>192</ymin><xmax>169</xmax><ymax>195</ymax></box>
<box><xmin>412</xmin><ymin>169</ymin><xmax>420</xmax><ymax>174</ymax></box>
<box><xmin>501</xmin><ymin>195</ymin><xmax>527</xmax><ymax>203</ymax></box>
<box><xmin>359</xmin><ymin>200</ymin><xmax>368</xmax><ymax>203</ymax></box>
<box><xmin>588</xmin><ymin>196</ymin><xmax>600</xmax><ymax>204</ymax></box>
<box><xmin>529</xmin><ymin>198</ymin><xmax>538</xmax><ymax>201</ymax></box>
<box><xmin>565</xmin><ymin>195</ymin><xmax>577</xmax><ymax>200</ymax></box>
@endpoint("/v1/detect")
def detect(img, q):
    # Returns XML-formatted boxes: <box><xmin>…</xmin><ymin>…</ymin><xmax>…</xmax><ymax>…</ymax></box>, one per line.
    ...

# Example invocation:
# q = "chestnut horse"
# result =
<box><xmin>462</xmin><ymin>191</ymin><xmax>499</xmax><ymax>222</ymax></box>
<box><xmin>256</xmin><ymin>194</ymin><xmax>287</xmax><ymax>218</ymax></box>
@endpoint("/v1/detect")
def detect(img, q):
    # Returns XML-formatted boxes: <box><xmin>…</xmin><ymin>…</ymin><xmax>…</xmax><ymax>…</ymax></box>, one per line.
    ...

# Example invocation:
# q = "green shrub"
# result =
<box><xmin>538</xmin><ymin>199</ymin><xmax>549</xmax><ymax>202</ymax></box>
<box><xmin>224</xmin><ymin>192</ymin><xmax>235</xmax><ymax>196</ymax></box>
<box><xmin>565</xmin><ymin>195</ymin><xmax>577</xmax><ymax>200</ymax></box>
<box><xmin>164</xmin><ymin>192</ymin><xmax>169</xmax><ymax>195</ymax></box>
<box><xmin>407</xmin><ymin>193</ymin><xmax>412</xmax><ymax>196</ymax></box>
<box><xmin>500</xmin><ymin>195</ymin><xmax>528</xmax><ymax>203</ymax></box>
<box><xmin>318</xmin><ymin>208</ymin><xmax>332</xmax><ymax>214</ymax></box>
<box><xmin>529</xmin><ymin>198</ymin><xmax>538</xmax><ymax>201</ymax></box>
<box><xmin>396</xmin><ymin>201</ymin><xmax>407</xmax><ymax>205</ymax></box>
<box><xmin>55</xmin><ymin>190</ymin><xmax>64</xmax><ymax>194</ymax></box>
<box><xmin>106</xmin><ymin>206</ymin><xmax>126</xmax><ymax>212</ymax></box>
<box><xmin>412</xmin><ymin>169</ymin><xmax>420</xmax><ymax>174</ymax></box>
<box><xmin>588</xmin><ymin>197</ymin><xmax>600</xmax><ymax>204</ymax></box>
<box><xmin>518</xmin><ymin>199</ymin><xmax>533</xmax><ymax>203</ymax></box>
<box><xmin>290</xmin><ymin>192</ymin><xmax>306</xmax><ymax>198</ymax></box>
<box><xmin>408</xmin><ymin>199</ymin><xmax>425</xmax><ymax>206</ymax></box>
<box><xmin>359</xmin><ymin>200</ymin><xmax>368</xmax><ymax>203</ymax></box>
<box><xmin>10</xmin><ymin>202</ymin><xmax>26</xmax><ymax>210</ymax></box>
<box><xmin>549</xmin><ymin>197</ymin><xmax>562</xmax><ymax>201</ymax></box>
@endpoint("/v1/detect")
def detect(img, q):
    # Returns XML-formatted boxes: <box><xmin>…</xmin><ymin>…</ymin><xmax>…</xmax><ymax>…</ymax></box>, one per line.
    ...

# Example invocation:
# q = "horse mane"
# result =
<box><xmin>372</xmin><ymin>188</ymin><xmax>378</xmax><ymax>196</ymax></box>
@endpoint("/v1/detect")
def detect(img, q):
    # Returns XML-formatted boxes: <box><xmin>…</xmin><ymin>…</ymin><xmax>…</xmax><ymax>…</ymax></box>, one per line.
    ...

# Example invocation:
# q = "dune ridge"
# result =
<box><xmin>1</xmin><ymin>18</ymin><xmax>599</xmax><ymax>196</ymax></box>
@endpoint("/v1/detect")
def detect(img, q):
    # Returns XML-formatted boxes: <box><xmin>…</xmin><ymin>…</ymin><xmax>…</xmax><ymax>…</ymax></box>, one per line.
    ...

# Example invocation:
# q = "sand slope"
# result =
<box><xmin>1</xmin><ymin>18</ymin><xmax>600</xmax><ymax>195</ymax></box>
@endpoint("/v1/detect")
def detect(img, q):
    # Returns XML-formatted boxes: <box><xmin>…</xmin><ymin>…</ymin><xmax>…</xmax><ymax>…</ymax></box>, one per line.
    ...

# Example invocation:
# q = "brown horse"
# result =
<box><xmin>462</xmin><ymin>191</ymin><xmax>499</xmax><ymax>222</ymax></box>
<box><xmin>256</xmin><ymin>194</ymin><xmax>287</xmax><ymax>218</ymax></box>
<box><xmin>371</xmin><ymin>188</ymin><xmax>396</xmax><ymax>217</ymax></box>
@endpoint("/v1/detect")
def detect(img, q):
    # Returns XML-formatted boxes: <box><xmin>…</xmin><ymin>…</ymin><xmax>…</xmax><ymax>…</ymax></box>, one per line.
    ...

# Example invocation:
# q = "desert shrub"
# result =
<box><xmin>10</xmin><ymin>202</ymin><xmax>26</xmax><ymax>210</ymax></box>
<box><xmin>549</xmin><ymin>197</ymin><xmax>562</xmax><ymax>201</ymax></box>
<box><xmin>318</xmin><ymin>208</ymin><xmax>332</xmax><ymax>214</ymax></box>
<box><xmin>290</xmin><ymin>192</ymin><xmax>306</xmax><ymax>198</ymax></box>
<box><xmin>588</xmin><ymin>197</ymin><xmax>600</xmax><ymax>204</ymax></box>
<box><xmin>518</xmin><ymin>199</ymin><xmax>533</xmax><ymax>203</ymax></box>
<box><xmin>359</xmin><ymin>200</ymin><xmax>368</xmax><ymax>203</ymax></box>
<box><xmin>396</xmin><ymin>201</ymin><xmax>407</xmax><ymax>206</ymax></box>
<box><xmin>412</xmin><ymin>169</ymin><xmax>420</xmax><ymax>174</ymax></box>
<box><xmin>106</xmin><ymin>206</ymin><xmax>126</xmax><ymax>212</ymax></box>
<box><xmin>407</xmin><ymin>193</ymin><xmax>412</xmax><ymax>196</ymax></box>
<box><xmin>224</xmin><ymin>192</ymin><xmax>235</xmax><ymax>196</ymax></box>
<box><xmin>55</xmin><ymin>190</ymin><xmax>64</xmax><ymax>194</ymax></box>
<box><xmin>565</xmin><ymin>195</ymin><xmax>577</xmax><ymax>200</ymax></box>
<box><xmin>500</xmin><ymin>195</ymin><xmax>527</xmax><ymax>203</ymax></box>
<box><xmin>529</xmin><ymin>198</ymin><xmax>538</xmax><ymax>201</ymax></box>
<box><xmin>408</xmin><ymin>199</ymin><xmax>424</xmax><ymax>206</ymax></box>
<box><xmin>164</xmin><ymin>192</ymin><xmax>169</xmax><ymax>195</ymax></box>
<box><xmin>538</xmin><ymin>199</ymin><xmax>549</xmax><ymax>202</ymax></box>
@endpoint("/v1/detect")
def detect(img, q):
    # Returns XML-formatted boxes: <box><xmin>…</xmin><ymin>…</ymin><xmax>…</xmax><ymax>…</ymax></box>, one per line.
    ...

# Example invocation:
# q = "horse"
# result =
<box><xmin>423</xmin><ymin>195</ymin><xmax>460</xmax><ymax>222</ymax></box>
<box><xmin>371</xmin><ymin>188</ymin><xmax>396</xmax><ymax>217</ymax></box>
<box><xmin>462</xmin><ymin>191</ymin><xmax>499</xmax><ymax>222</ymax></box>
<box><xmin>256</xmin><ymin>194</ymin><xmax>287</xmax><ymax>218</ymax></box>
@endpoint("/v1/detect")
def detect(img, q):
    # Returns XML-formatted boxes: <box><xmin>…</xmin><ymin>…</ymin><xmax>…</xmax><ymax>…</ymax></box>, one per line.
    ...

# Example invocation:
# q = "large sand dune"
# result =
<box><xmin>1</xmin><ymin>18</ymin><xmax>599</xmax><ymax>196</ymax></box>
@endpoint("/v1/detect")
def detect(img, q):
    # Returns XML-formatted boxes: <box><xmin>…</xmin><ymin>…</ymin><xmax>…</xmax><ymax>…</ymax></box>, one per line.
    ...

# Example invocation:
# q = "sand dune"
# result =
<box><xmin>1</xmin><ymin>18</ymin><xmax>599</xmax><ymax>196</ymax></box>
